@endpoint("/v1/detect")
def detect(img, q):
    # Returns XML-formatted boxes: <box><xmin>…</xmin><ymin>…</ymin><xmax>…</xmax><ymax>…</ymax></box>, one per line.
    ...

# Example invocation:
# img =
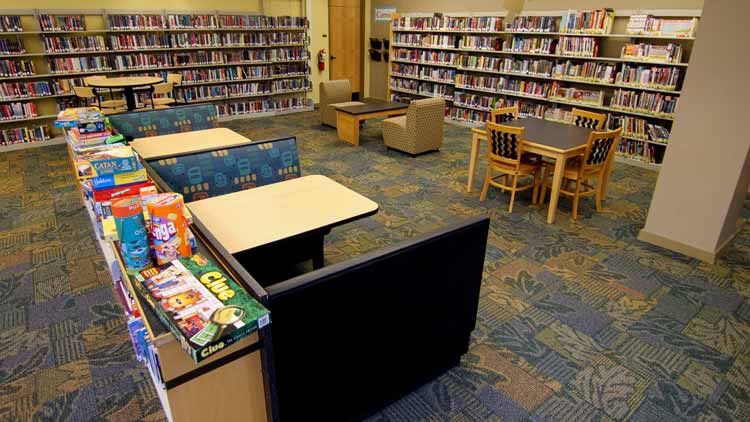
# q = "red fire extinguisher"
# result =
<box><xmin>317</xmin><ymin>49</ymin><xmax>327</xmax><ymax>71</ymax></box>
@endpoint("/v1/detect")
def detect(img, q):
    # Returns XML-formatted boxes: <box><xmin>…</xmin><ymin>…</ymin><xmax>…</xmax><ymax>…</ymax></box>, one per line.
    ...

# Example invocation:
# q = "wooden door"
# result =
<box><xmin>329</xmin><ymin>0</ymin><xmax>361</xmax><ymax>95</ymax></box>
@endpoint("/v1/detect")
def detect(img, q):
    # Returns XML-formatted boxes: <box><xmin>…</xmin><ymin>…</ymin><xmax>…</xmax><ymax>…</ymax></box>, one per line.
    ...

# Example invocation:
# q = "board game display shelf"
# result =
<box><xmin>388</xmin><ymin>8</ymin><xmax>698</xmax><ymax>169</ymax></box>
<box><xmin>0</xmin><ymin>8</ymin><xmax>312</xmax><ymax>149</ymax></box>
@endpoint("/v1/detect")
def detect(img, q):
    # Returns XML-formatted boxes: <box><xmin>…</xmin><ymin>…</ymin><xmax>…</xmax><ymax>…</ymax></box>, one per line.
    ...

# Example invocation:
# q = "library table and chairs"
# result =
<box><xmin>72</xmin><ymin>86</ymin><xmax>125</xmax><ymax>115</ymax></box>
<box><xmin>539</xmin><ymin>127</ymin><xmax>623</xmax><ymax>220</ymax></box>
<box><xmin>333</xmin><ymin>100</ymin><xmax>409</xmax><ymax>146</ymax></box>
<box><xmin>469</xmin><ymin>118</ymin><xmax>601</xmax><ymax>224</ymax></box>
<box><xmin>479</xmin><ymin>121</ymin><xmax>542</xmax><ymax>213</ymax></box>
<box><xmin>85</xmin><ymin>76</ymin><xmax>165</xmax><ymax>111</ymax></box>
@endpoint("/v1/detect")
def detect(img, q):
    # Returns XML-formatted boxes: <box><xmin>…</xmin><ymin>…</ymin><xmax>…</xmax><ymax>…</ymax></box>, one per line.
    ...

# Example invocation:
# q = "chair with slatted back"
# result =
<box><xmin>72</xmin><ymin>86</ymin><xmax>125</xmax><ymax>115</ymax></box>
<box><xmin>140</xmin><ymin>83</ymin><xmax>174</xmax><ymax>110</ymax></box>
<box><xmin>539</xmin><ymin>127</ymin><xmax>622</xmax><ymax>219</ymax></box>
<box><xmin>490</xmin><ymin>104</ymin><xmax>518</xmax><ymax>124</ymax></box>
<box><xmin>83</xmin><ymin>76</ymin><xmax>126</xmax><ymax>109</ymax></box>
<box><xmin>479</xmin><ymin>121</ymin><xmax>542</xmax><ymax>213</ymax></box>
<box><xmin>571</xmin><ymin>108</ymin><xmax>606</xmax><ymax>130</ymax></box>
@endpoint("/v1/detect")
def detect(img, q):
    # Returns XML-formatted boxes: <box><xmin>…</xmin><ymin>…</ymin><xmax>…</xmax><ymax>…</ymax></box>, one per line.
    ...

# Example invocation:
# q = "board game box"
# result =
<box><xmin>133</xmin><ymin>253</ymin><xmax>270</xmax><ymax>363</ymax></box>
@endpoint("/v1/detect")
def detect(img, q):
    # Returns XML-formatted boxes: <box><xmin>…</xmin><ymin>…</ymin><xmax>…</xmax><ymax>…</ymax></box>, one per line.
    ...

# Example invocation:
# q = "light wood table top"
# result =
<box><xmin>187</xmin><ymin>175</ymin><xmax>379</xmax><ymax>254</ymax></box>
<box><xmin>131</xmin><ymin>128</ymin><xmax>253</xmax><ymax>160</ymax></box>
<box><xmin>86</xmin><ymin>76</ymin><xmax>163</xmax><ymax>88</ymax></box>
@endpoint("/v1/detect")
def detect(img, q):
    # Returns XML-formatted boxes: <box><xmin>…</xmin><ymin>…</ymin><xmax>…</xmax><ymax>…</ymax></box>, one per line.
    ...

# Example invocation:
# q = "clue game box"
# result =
<box><xmin>133</xmin><ymin>253</ymin><xmax>270</xmax><ymax>363</ymax></box>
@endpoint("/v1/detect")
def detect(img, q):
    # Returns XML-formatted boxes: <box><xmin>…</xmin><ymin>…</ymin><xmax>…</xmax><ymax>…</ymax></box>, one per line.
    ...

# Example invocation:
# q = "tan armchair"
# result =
<box><xmin>382</xmin><ymin>98</ymin><xmax>445</xmax><ymax>155</ymax></box>
<box><xmin>320</xmin><ymin>80</ymin><xmax>364</xmax><ymax>127</ymax></box>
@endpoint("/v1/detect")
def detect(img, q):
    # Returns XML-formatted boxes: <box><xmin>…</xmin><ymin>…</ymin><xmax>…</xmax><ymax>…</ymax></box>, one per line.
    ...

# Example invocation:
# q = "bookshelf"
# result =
<box><xmin>0</xmin><ymin>9</ymin><xmax>313</xmax><ymax>151</ymax></box>
<box><xmin>387</xmin><ymin>9</ymin><xmax>699</xmax><ymax>170</ymax></box>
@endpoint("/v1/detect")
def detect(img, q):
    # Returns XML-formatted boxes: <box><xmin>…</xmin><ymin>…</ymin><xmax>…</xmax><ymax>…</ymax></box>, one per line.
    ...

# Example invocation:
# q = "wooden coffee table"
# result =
<box><xmin>334</xmin><ymin>101</ymin><xmax>408</xmax><ymax>146</ymax></box>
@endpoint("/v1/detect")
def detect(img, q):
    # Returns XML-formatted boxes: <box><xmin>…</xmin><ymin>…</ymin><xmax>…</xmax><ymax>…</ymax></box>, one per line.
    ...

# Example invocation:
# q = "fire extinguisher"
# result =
<box><xmin>317</xmin><ymin>49</ymin><xmax>327</xmax><ymax>71</ymax></box>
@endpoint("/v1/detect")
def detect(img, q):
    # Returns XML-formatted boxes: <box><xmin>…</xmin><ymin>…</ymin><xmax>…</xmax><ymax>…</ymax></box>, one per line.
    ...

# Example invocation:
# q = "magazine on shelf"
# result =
<box><xmin>133</xmin><ymin>254</ymin><xmax>270</xmax><ymax>363</ymax></box>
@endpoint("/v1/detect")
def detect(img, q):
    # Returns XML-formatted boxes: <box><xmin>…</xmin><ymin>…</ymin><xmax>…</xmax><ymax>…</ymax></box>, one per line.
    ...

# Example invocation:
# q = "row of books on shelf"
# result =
<box><xmin>607</xmin><ymin>114</ymin><xmax>670</xmax><ymax>143</ymax></box>
<box><xmin>0</xmin><ymin>124</ymin><xmax>50</xmax><ymax>145</ymax></box>
<box><xmin>391</xmin><ymin>63</ymin><xmax>456</xmax><ymax>82</ymax></box>
<box><xmin>392</xmin><ymin>16</ymin><xmax>503</xmax><ymax>32</ymax></box>
<box><xmin>36</xmin><ymin>14</ymin><xmax>309</xmax><ymax>32</ymax></box>
<box><xmin>394</xmin><ymin>12</ymin><xmax>696</xmax><ymax>38</ymax></box>
<box><xmin>38</xmin><ymin>14</ymin><xmax>85</xmax><ymax>32</ymax></box>
<box><xmin>616</xmin><ymin>138</ymin><xmax>662</xmax><ymax>163</ymax></box>
<box><xmin>397</xmin><ymin>54</ymin><xmax>684</xmax><ymax>94</ymax></box>
<box><xmin>399</xmin><ymin>69</ymin><xmax>680</xmax><ymax>118</ymax></box>
<box><xmin>549</xmin><ymin>82</ymin><xmax>604</xmax><ymax>105</ymax></box>
<box><xmin>0</xmin><ymin>16</ymin><xmax>23</xmax><ymax>32</ymax></box>
<box><xmin>45</xmin><ymin>48</ymin><xmax>310</xmax><ymax>73</ymax></box>
<box><xmin>626</xmin><ymin>15</ymin><xmax>697</xmax><ymax>37</ymax></box>
<box><xmin>0</xmin><ymin>38</ymin><xmax>24</xmax><ymax>55</ymax></box>
<box><xmin>42</xmin><ymin>32</ymin><xmax>306</xmax><ymax>53</ymax></box>
<box><xmin>609</xmin><ymin>89</ymin><xmax>677</xmax><ymax>116</ymax></box>
<box><xmin>179</xmin><ymin>63</ymin><xmax>309</xmax><ymax>84</ymax></box>
<box><xmin>395</xmin><ymin>40</ymin><xmax>684</xmax><ymax>66</ymax></box>
<box><xmin>214</xmin><ymin>94</ymin><xmax>309</xmax><ymax>117</ymax></box>
<box><xmin>0</xmin><ymin>101</ymin><xmax>38</xmax><ymax>120</ymax></box>
<box><xmin>176</xmin><ymin>79</ymin><xmax>311</xmax><ymax>101</ymax></box>
<box><xmin>559</xmin><ymin>9</ymin><xmax>615</xmax><ymax>34</ymax></box>
<box><xmin>0</xmin><ymin>80</ymin><xmax>57</xmax><ymax>99</ymax></box>
<box><xmin>390</xmin><ymin>78</ymin><xmax>454</xmax><ymax>100</ymax></box>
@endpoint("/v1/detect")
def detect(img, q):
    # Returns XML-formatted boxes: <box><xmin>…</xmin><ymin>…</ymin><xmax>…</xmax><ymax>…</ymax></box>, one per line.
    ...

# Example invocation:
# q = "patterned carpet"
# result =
<box><xmin>1</xmin><ymin>110</ymin><xmax>749</xmax><ymax>421</ymax></box>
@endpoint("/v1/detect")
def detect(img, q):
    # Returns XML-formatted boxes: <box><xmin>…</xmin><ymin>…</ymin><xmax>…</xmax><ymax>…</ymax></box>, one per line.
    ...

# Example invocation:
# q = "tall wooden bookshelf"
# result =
<box><xmin>0</xmin><ymin>9</ymin><xmax>313</xmax><ymax>151</ymax></box>
<box><xmin>387</xmin><ymin>9</ymin><xmax>699</xmax><ymax>170</ymax></box>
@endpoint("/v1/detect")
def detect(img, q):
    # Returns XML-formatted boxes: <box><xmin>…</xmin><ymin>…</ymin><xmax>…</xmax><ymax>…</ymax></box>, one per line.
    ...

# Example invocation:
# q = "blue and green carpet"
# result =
<box><xmin>1</xmin><ymin>111</ymin><xmax>749</xmax><ymax>421</ymax></box>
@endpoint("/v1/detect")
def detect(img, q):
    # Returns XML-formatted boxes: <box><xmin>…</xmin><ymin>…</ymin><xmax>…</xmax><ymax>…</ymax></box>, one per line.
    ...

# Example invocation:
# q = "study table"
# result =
<box><xmin>187</xmin><ymin>174</ymin><xmax>379</xmax><ymax>276</ymax></box>
<box><xmin>468</xmin><ymin>118</ymin><xmax>612</xmax><ymax>224</ymax></box>
<box><xmin>86</xmin><ymin>76</ymin><xmax>164</xmax><ymax>111</ymax></box>
<box><xmin>131</xmin><ymin>127</ymin><xmax>253</xmax><ymax>159</ymax></box>
<box><xmin>334</xmin><ymin>101</ymin><xmax>408</xmax><ymax>145</ymax></box>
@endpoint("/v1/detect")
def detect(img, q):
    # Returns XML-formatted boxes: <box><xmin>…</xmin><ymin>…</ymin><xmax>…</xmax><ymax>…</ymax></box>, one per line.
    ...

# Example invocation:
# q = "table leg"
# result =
<box><xmin>467</xmin><ymin>134</ymin><xmax>481</xmax><ymax>193</ymax></box>
<box><xmin>123</xmin><ymin>87</ymin><xmax>137</xmax><ymax>111</ymax></box>
<box><xmin>313</xmin><ymin>235</ymin><xmax>326</xmax><ymax>270</ymax></box>
<box><xmin>547</xmin><ymin>154</ymin><xmax>566</xmax><ymax>224</ymax></box>
<box><xmin>336</xmin><ymin>112</ymin><xmax>360</xmax><ymax>145</ymax></box>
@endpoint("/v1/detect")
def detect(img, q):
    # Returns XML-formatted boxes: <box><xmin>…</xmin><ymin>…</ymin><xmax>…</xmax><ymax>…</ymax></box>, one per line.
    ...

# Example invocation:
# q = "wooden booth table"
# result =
<box><xmin>86</xmin><ymin>76</ymin><xmax>164</xmax><ymax>111</ymax></box>
<box><xmin>187</xmin><ymin>175</ymin><xmax>379</xmax><ymax>279</ymax></box>
<box><xmin>468</xmin><ymin>119</ymin><xmax>611</xmax><ymax>224</ymax></box>
<box><xmin>334</xmin><ymin>101</ymin><xmax>408</xmax><ymax>145</ymax></box>
<box><xmin>131</xmin><ymin>127</ymin><xmax>252</xmax><ymax>159</ymax></box>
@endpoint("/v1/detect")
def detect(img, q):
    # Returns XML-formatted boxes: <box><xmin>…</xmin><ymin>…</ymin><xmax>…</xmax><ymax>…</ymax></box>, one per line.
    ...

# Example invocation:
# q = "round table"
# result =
<box><xmin>86</xmin><ymin>76</ymin><xmax>164</xmax><ymax>111</ymax></box>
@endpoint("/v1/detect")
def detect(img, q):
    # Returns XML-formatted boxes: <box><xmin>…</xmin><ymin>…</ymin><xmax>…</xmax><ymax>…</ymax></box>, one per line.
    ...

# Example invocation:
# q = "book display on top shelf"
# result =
<box><xmin>388</xmin><ymin>8</ymin><xmax>699</xmax><ymax>169</ymax></box>
<box><xmin>0</xmin><ymin>10</ymin><xmax>313</xmax><ymax>151</ymax></box>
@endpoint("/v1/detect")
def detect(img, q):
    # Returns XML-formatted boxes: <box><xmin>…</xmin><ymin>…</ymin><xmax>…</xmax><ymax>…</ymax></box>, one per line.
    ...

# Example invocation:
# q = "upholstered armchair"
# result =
<box><xmin>319</xmin><ymin>80</ymin><xmax>364</xmax><ymax>127</ymax></box>
<box><xmin>382</xmin><ymin>97</ymin><xmax>445</xmax><ymax>155</ymax></box>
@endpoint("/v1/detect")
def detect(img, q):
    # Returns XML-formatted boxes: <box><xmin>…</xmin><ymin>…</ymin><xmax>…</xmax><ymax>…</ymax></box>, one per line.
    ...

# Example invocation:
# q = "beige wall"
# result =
<box><xmin>364</xmin><ymin>0</ymin><xmax>704</xmax><ymax>99</ymax></box>
<box><xmin>640</xmin><ymin>0</ymin><xmax>749</xmax><ymax>261</ymax></box>
<box><xmin>1</xmin><ymin>0</ymin><xmax>329</xmax><ymax>102</ymax></box>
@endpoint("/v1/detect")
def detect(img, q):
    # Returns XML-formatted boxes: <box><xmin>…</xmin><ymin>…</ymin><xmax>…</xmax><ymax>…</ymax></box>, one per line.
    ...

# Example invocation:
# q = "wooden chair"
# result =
<box><xmin>490</xmin><ymin>104</ymin><xmax>519</xmax><ymax>124</ymax></box>
<box><xmin>571</xmin><ymin>108</ymin><xmax>607</xmax><ymax>130</ymax></box>
<box><xmin>156</xmin><ymin>73</ymin><xmax>184</xmax><ymax>105</ymax></box>
<box><xmin>141</xmin><ymin>83</ymin><xmax>174</xmax><ymax>110</ymax></box>
<box><xmin>82</xmin><ymin>76</ymin><xmax>126</xmax><ymax>109</ymax></box>
<box><xmin>72</xmin><ymin>86</ymin><xmax>125</xmax><ymax>115</ymax></box>
<box><xmin>479</xmin><ymin>121</ymin><xmax>542</xmax><ymax>213</ymax></box>
<box><xmin>539</xmin><ymin>127</ymin><xmax>622</xmax><ymax>219</ymax></box>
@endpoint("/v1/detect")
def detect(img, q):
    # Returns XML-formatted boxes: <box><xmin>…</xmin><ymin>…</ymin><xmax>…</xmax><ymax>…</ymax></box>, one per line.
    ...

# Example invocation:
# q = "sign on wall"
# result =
<box><xmin>374</xmin><ymin>7</ymin><xmax>397</xmax><ymax>22</ymax></box>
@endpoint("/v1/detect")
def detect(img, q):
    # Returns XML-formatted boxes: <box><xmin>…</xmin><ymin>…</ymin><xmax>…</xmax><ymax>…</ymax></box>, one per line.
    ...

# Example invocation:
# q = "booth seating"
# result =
<box><xmin>148</xmin><ymin>136</ymin><xmax>301</xmax><ymax>202</ymax></box>
<box><xmin>263</xmin><ymin>216</ymin><xmax>489</xmax><ymax>421</ymax></box>
<box><xmin>109</xmin><ymin>104</ymin><xmax>219</xmax><ymax>140</ymax></box>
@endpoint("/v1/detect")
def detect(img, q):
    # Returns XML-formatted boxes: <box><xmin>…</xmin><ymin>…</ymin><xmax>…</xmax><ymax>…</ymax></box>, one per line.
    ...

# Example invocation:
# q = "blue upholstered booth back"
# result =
<box><xmin>148</xmin><ymin>137</ymin><xmax>301</xmax><ymax>202</ymax></box>
<box><xmin>109</xmin><ymin>104</ymin><xmax>219</xmax><ymax>139</ymax></box>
